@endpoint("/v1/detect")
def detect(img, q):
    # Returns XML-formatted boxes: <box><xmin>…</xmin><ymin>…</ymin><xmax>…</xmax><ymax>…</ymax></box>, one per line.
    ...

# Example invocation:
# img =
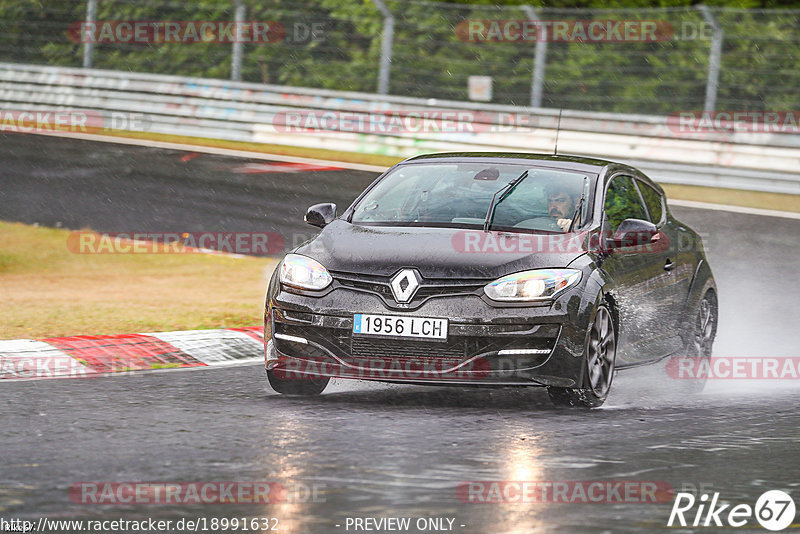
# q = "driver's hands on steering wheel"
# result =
<box><xmin>556</xmin><ymin>218</ymin><xmax>572</xmax><ymax>231</ymax></box>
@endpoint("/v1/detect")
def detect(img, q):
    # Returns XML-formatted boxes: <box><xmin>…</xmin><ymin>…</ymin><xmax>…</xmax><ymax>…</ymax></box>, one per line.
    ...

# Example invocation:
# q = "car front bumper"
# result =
<box><xmin>265</xmin><ymin>281</ymin><xmax>592</xmax><ymax>388</ymax></box>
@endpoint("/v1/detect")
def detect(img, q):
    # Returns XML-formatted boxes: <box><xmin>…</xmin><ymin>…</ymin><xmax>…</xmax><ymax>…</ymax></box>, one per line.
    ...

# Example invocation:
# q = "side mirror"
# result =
<box><xmin>605</xmin><ymin>218</ymin><xmax>658</xmax><ymax>250</ymax></box>
<box><xmin>305</xmin><ymin>203</ymin><xmax>337</xmax><ymax>228</ymax></box>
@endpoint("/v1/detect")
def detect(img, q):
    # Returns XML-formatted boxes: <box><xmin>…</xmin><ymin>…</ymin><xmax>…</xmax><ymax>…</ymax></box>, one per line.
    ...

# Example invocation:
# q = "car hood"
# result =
<box><xmin>294</xmin><ymin>220</ymin><xmax>587</xmax><ymax>279</ymax></box>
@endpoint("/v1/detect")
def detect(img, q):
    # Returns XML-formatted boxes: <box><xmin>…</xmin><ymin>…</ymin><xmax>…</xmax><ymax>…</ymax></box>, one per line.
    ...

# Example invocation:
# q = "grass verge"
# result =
<box><xmin>0</xmin><ymin>222</ymin><xmax>276</xmax><ymax>340</ymax></box>
<box><xmin>661</xmin><ymin>184</ymin><xmax>800</xmax><ymax>213</ymax></box>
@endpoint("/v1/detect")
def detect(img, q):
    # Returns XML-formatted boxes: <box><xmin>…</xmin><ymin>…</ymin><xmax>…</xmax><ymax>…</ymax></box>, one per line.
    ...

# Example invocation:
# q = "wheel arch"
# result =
<box><xmin>681</xmin><ymin>259</ymin><xmax>717</xmax><ymax>335</ymax></box>
<box><xmin>576</xmin><ymin>269</ymin><xmax>618</xmax><ymax>390</ymax></box>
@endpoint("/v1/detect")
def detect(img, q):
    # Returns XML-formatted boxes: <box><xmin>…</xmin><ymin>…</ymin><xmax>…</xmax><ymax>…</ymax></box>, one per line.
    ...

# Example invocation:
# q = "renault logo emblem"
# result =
<box><xmin>390</xmin><ymin>269</ymin><xmax>421</xmax><ymax>303</ymax></box>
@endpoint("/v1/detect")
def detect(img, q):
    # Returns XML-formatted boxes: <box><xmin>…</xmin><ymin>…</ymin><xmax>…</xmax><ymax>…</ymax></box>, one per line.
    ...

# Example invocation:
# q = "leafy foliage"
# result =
<box><xmin>0</xmin><ymin>0</ymin><xmax>798</xmax><ymax>113</ymax></box>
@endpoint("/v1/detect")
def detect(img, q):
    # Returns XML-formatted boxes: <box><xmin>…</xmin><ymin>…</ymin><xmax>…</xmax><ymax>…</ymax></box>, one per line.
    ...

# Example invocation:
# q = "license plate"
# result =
<box><xmin>353</xmin><ymin>314</ymin><xmax>448</xmax><ymax>341</ymax></box>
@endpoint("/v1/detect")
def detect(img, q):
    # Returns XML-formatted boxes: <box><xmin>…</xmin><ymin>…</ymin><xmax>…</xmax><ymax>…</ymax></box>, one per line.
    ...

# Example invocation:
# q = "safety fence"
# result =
<box><xmin>1</xmin><ymin>63</ymin><xmax>798</xmax><ymax>194</ymax></box>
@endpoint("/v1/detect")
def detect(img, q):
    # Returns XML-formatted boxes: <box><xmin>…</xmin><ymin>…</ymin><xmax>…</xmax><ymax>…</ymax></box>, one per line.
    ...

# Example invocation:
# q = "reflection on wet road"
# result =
<box><xmin>2</xmin><ymin>366</ymin><xmax>798</xmax><ymax>533</ymax></box>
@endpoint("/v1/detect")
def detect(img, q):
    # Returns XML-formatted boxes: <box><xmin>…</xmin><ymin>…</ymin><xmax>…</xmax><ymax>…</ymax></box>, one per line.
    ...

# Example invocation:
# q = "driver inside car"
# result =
<box><xmin>546</xmin><ymin>183</ymin><xmax>580</xmax><ymax>232</ymax></box>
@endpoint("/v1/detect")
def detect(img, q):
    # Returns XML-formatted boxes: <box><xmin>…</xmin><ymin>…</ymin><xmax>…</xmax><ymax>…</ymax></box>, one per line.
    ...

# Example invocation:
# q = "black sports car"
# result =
<box><xmin>263</xmin><ymin>153</ymin><xmax>717</xmax><ymax>407</ymax></box>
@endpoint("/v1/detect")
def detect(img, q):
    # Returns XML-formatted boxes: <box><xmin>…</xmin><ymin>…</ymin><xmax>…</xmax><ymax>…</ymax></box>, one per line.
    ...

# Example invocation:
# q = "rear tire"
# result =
<box><xmin>680</xmin><ymin>290</ymin><xmax>718</xmax><ymax>394</ymax></box>
<box><xmin>266</xmin><ymin>369</ymin><xmax>329</xmax><ymax>395</ymax></box>
<box><xmin>548</xmin><ymin>304</ymin><xmax>616</xmax><ymax>408</ymax></box>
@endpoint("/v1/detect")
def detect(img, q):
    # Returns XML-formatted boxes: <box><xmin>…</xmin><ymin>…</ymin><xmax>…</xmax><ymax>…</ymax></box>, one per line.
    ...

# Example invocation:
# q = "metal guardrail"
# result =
<box><xmin>1</xmin><ymin>63</ymin><xmax>798</xmax><ymax>194</ymax></box>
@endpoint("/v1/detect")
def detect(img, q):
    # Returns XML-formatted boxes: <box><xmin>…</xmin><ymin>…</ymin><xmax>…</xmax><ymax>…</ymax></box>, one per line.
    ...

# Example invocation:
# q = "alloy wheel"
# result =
<box><xmin>587</xmin><ymin>306</ymin><xmax>616</xmax><ymax>397</ymax></box>
<box><xmin>694</xmin><ymin>295</ymin><xmax>716</xmax><ymax>357</ymax></box>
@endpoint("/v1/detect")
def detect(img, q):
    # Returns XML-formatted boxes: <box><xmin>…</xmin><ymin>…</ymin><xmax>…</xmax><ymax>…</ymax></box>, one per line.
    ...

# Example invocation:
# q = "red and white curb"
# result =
<box><xmin>0</xmin><ymin>327</ymin><xmax>264</xmax><ymax>381</ymax></box>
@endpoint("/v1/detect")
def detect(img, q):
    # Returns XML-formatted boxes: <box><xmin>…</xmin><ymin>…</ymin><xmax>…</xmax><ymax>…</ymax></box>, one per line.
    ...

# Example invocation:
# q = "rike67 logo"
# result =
<box><xmin>668</xmin><ymin>490</ymin><xmax>796</xmax><ymax>531</ymax></box>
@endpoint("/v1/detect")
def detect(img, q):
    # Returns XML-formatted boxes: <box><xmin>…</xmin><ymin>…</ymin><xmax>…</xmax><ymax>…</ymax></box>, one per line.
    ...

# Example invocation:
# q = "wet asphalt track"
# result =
<box><xmin>1</xmin><ymin>133</ymin><xmax>800</xmax><ymax>533</ymax></box>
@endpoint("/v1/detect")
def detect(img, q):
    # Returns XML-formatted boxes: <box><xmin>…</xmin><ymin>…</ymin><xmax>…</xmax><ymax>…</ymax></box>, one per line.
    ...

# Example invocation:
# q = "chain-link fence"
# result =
<box><xmin>0</xmin><ymin>0</ymin><xmax>798</xmax><ymax>115</ymax></box>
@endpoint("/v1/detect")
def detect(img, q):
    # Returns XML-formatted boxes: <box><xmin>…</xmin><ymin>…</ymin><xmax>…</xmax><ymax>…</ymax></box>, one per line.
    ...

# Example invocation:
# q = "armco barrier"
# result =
<box><xmin>1</xmin><ymin>63</ymin><xmax>798</xmax><ymax>194</ymax></box>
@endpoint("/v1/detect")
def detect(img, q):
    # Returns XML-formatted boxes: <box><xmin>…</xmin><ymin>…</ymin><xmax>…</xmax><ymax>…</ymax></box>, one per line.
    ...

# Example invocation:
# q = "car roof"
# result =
<box><xmin>402</xmin><ymin>152</ymin><xmax>614</xmax><ymax>173</ymax></box>
<box><xmin>401</xmin><ymin>152</ymin><xmax>663</xmax><ymax>193</ymax></box>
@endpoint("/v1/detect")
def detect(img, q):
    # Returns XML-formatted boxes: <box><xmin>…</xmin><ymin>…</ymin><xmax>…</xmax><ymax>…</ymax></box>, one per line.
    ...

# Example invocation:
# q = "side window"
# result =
<box><xmin>603</xmin><ymin>175</ymin><xmax>648</xmax><ymax>234</ymax></box>
<box><xmin>637</xmin><ymin>181</ymin><xmax>664</xmax><ymax>224</ymax></box>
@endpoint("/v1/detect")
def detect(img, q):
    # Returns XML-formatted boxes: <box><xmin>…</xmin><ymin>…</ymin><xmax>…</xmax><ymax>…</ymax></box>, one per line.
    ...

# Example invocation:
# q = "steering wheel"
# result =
<box><xmin>514</xmin><ymin>217</ymin><xmax>562</xmax><ymax>232</ymax></box>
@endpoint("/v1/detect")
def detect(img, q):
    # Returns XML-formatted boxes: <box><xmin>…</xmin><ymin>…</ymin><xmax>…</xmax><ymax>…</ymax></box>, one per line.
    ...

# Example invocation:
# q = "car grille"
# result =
<box><xmin>333</xmin><ymin>273</ymin><xmax>487</xmax><ymax>308</ymax></box>
<box><xmin>336</xmin><ymin>278</ymin><xmax>394</xmax><ymax>298</ymax></box>
<box><xmin>415</xmin><ymin>285</ymin><xmax>486</xmax><ymax>298</ymax></box>
<box><xmin>351</xmin><ymin>336</ymin><xmax>466</xmax><ymax>360</ymax></box>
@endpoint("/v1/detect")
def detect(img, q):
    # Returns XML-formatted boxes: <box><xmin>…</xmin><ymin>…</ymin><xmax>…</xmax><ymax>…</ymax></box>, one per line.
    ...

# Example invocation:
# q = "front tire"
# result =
<box><xmin>264</xmin><ymin>338</ymin><xmax>330</xmax><ymax>395</ymax></box>
<box><xmin>266</xmin><ymin>369</ymin><xmax>330</xmax><ymax>395</ymax></box>
<box><xmin>548</xmin><ymin>304</ymin><xmax>616</xmax><ymax>408</ymax></box>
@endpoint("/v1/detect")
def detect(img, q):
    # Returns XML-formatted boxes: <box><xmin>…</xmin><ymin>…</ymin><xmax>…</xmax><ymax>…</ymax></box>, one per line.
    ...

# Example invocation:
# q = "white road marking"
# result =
<box><xmin>29</xmin><ymin>130</ymin><xmax>389</xmax><ymax>172</ymax></box>
<box><xmin>23</xmin><ymin>130</ymin><xmax>800</xmax><ymax>219</ymax></box>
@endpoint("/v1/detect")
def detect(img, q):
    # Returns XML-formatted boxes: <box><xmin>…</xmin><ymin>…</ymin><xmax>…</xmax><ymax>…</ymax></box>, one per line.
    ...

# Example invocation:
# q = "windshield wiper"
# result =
<box><xmin>483</xmin><ymin>170</ymin><xmax>529</xmax><ymax>232</ymax></box>
<box><xmin>567</xmin><ymin>177</ymin><xmax>589</xmax><ymax>232</ymax></box>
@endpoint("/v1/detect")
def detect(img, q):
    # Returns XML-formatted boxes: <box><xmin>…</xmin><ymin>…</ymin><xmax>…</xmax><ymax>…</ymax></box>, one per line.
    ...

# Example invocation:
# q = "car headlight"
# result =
<box><xmin>484</xmin><ymin>269</ymin><xmax>581</xmax><ymax>301</ymax></box>
<box><xmin>279</xmin><ymin>254</ymin><xmax>332</xmax><ymax>291</ymax></box>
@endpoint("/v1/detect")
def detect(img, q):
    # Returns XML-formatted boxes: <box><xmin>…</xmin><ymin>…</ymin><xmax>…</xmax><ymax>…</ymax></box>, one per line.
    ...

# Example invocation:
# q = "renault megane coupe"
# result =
<box><xmin>263</xmin><ymin>153</ymin><xmax>717</xmax><ymax>407</ymax></box>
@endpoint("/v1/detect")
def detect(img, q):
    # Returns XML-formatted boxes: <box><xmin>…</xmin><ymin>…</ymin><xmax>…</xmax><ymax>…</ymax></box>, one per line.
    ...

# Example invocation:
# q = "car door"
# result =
<box><xmin>600</xmin><ymin>174</ymin><xmax>672</xmax><ymax>364</ymax></box>
<box><xmin>633</xmin><ymin>178</ymin><xmax>685</xmax><ymax>357</ymax></box>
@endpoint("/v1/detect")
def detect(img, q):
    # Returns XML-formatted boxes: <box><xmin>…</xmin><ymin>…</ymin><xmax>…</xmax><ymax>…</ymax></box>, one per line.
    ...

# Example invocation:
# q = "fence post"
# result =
<box><xmin>698</xmin><ymin>5</ymin><xmax>723</xmax><ymax>113</ymax></box>
<box><xmin>372</xmin><ymin>0</ymin><xmax>394</xmax><ymax>95</ymax></box>
<box><xmin>82</xmin><ymin>0</ymin><xmax>98</xmax><ymax>68</ymax></box>
<box><xmin>522</xmin><ymin>6</ymin><xmax>547</xmax><ymax>108</ymax></box>
<box><xmin>231</xmin><ymin>0</ymin><xmax>246</xmax><ymax>81</ymax></box>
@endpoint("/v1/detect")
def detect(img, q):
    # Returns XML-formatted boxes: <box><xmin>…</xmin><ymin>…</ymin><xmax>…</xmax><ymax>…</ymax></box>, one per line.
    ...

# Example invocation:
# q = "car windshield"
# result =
<box><xmin>351</xmin><ymin>162</ymin><xmax>592</xmax><ymax>233</ymax></box>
